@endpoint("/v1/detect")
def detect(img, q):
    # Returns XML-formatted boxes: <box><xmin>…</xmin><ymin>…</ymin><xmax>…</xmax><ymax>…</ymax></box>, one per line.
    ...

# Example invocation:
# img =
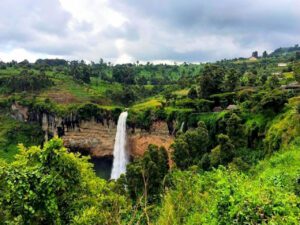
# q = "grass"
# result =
<box><xmin>164</xmin><ymin>106</ymin><xmax>194</xmax><ymax>114</ymax></box>
<box><xmin>283</xmin><ymin>72</ymin><xmax>294</xmax><ymax>80</ymax></box>
<box><xmin>173</xmin><ymin>89</ymin><xmax>189</xmax><ymax>96</ymax></box>
<box><xmin>131</xmin><ymin>98</ymin><xmax>163</xmax><ymax>111</ymax></box>
<box><xmin>252</xmin><ymin>143</ymin><xmax>300</xmax><ymax>192</ymax></box>
<box><xmin>264</xmin><ymin>107</ymin><xmax>300</xmax><ymax>153</ymax></box>
<box><xmin>0</xmin><ymin>114</ymin><xmax>44</xmax><ymax>162</ymax></box>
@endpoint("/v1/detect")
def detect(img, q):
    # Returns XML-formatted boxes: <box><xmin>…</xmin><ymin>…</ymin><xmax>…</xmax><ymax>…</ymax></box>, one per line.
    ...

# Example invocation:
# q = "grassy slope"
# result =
<box><xmin>0</xmin><ymin>114</ymin><xmax>44</xmax><ymax>162</ymax></box>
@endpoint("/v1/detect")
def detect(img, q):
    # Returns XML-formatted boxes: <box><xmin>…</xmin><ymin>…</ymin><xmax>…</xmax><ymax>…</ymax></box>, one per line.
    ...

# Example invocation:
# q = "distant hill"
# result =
<box><xmin>269</xmin><ymin>44</ymin><xmax>300</xmax><ymax>56</ymax></box>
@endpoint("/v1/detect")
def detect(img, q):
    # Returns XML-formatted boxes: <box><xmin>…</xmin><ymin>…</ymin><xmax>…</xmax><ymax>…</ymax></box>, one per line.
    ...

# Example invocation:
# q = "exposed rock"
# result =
<box><xmin>213</xmin><ymin>106</ymin><xmax>223</xmax><ymax>112</ymax></box>
<box><xmin>11</xmin><ymin>103</ymin><xmax>29</xmax><ymax>121</ymax></box>
<box><xmin>10</xmin><ymin>102</ymin><xmax>175</xmax><ymax>160</ymax></box>
<box><xmin>128</xmin><ymin>121</ymin><xmax>174</xmax><ymax>161</ymax></box>
<box><xmin>226</xmin><ymin>104</ymin><xmax>239</xmax><ymax>110</ymax></box>
<box><xmin>63</xmin><ymin>119</ymin><xmax>117</xmax><ymax>158</ymax></box>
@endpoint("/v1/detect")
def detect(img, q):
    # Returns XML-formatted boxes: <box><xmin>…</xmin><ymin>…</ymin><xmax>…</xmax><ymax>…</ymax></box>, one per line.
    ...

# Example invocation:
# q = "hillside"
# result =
<box><xmin>0</xmin><ymin>47</ymin><xmax>300</xmax><ymax>224</ymax></box>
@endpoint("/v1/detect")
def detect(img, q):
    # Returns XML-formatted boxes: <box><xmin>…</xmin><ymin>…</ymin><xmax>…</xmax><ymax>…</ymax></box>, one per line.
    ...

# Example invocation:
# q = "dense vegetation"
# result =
<box><xmin>0</xmin><ymin>46</ymin><xmax>300</xmax><ymax>224</ymax></box>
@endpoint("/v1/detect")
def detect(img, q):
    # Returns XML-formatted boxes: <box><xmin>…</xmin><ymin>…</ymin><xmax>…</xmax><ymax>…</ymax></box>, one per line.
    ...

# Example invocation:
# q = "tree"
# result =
<box><xmin>244</xmin><ymin>72</ymin><xmax>257</xmax><ymax>86</ymax></box>
<box><xmin>172</xmin><ymin>121</ymin><xmax>209</xmax><ymax>169</ymax></box>
<box><xmin>224</xmin><ymin>68</ymin><xmax>240</xmax><ymax>91</ymax></box>
<box><xmin>226</xmin><ymin>113</ymin><xmax>244</xmax><ymax>146</ymax></box>
<box><xmin>187</xmin><ymin>87</ymin><xmax>198</xmax><ymax>99</ymax></box>
<box><xmin>126</xmin><ymin>144</ymin><xmax>169</xmax><ymax>203</ymax></box>
<box><xmin>252</xmin><ymin>51</ymin><xmax>258</xmax><ymax>58</ymax></box>
<box><xmin>3</xmin><ymin>70</ymin><xmax>53</xmax><ymax>93</ymax></box>
<box><xmin>266</xmin><ymin>74</ymin><xmax>280</xmax><ymax>89</ymax></box>
<box><xmin>296</xmin><ymin>51</ymin><xmax>300</xmax><ymax>60</ymax></box>
<box><xmin>112</xmin><ymin>64</ymin><xmax>136</xmax><ymax>84</ymax></box>
<box><xmin>199</xmin><ymin>65</ymin><xmax>225</xmax><ymax>98</ymax></box>
<box><xmin>137</xmin><ymin>76</ymin><xmax>148</xmax><ymax>85</ymax></box>
<box><xmin>0</xmin><ymin>138</ymin><xmax>126</xmax><ymax>224</ymax></box>
<box><xmin>259</xmin><ymin>89</ymin><xmax>288</xmax><ymax>113</ymax></box>
<box><xmin>262</xmin><ymin>51</ymin><xmax>268</xmax><ymax>58</ymax></box>
<box><xmin>69</xmin><ymin>60</ymin><xmax>91</xmax><ymax>83</ymax></box>
<box><xmin>294</xmin><ymin>63</ymin><xmax>300</xmax><ymax>83</ymax></box>
<box><xmin>210</xmin><ymin>134</ymin><xmax>235</xmax><ymax>167</ymax></box>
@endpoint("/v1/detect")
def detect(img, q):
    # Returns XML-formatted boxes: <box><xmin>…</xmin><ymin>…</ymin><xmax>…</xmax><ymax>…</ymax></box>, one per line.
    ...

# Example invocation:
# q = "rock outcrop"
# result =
<box><xmin>63</xmin><ymin>120</ymin><xmax>116</xmax><ymax>158</ymax></box>
<box><xmin>11</xmin><ymin>103</ymin><xmax>29</xmax><ymax>122</ymax></box>
<box><xmin>10</xmin><ymin>103</ymin><xmax>175</xmax><ymax>160</ymax></box>
<box><xmin>128</xmin><ymin>121</ymin><xmax>174</xmax><ymax>157</ymax></box>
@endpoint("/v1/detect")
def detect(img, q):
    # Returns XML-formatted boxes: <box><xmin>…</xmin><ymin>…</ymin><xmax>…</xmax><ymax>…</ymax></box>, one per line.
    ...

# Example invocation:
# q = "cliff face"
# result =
<box><xmin>63</xmin><ymin>120</ymin><xmax>116</xmax><ymax>157</ymax></box>
<box><xmin>10</xmin><ymin>103</ymin><xmax>174</xmax><ymax>159</ymax></box>
<box><xmin>10</xmin><ymin>103</ymin><xmax>117</xmax><ymax>157</ymax></box>
<box><xmin>128</xmin><ymin>121</ymin><xmax>174</xmax><ymax>157</ymax></box>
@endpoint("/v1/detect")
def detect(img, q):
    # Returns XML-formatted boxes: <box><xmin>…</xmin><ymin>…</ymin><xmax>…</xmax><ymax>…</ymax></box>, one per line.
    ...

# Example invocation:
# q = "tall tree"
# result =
<box><xmin>126</xmin><ymin>144</ymin><xmax>169</xmax><ymax>203</ymax></box>
<box><xmin>112</xmin><ymin>64</ymin><xmax>136</xmax><ymax>84</ymax></box>
<box><xmin>199</xmin><ymin>65</ymin><xmax>225</xmax><ymax>98</ymax></box>
<box><xmin>172</xmin><ymin>121</ymin><xmax>209</xmax><ymax>169</ymax></box>
<box><xmin>224</xmin><ymin>68</ymin><xmax>240</xmax><ymax>91</ymax></box>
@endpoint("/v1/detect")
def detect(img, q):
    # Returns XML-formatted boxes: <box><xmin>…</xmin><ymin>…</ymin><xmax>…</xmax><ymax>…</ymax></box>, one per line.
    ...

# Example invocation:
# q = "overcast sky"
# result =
<box><xmin>0</xmin><ymin>0</ymin><xmax>299</xmax><ymax>63</ymax></box>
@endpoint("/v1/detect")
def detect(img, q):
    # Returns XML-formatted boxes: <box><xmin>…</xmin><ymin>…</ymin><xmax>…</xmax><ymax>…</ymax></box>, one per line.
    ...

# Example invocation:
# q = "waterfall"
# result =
<box><xmin>110</xmin><ymin>112</ymin><xmax>129</xmax><ymax>180</ymax></box>
<box><xmin>180</xmin><ymin>122</ymin><xmax>185</xmax><ymax>132</ymax></box>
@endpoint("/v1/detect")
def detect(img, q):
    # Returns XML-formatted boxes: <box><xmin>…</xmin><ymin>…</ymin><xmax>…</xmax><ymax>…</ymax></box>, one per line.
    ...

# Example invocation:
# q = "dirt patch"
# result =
<box><xmin>46</xmin><ymin>91</ymin><xmax>80</xmax><ymax>104</ymax></box>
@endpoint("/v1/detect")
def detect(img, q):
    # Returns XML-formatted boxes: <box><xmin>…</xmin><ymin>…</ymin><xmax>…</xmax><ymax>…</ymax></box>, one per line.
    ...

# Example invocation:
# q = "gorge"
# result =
<box><xmin>10</xmin><ymin>102</ymin><xmax>175</xmax><ymax>179</ymax></box>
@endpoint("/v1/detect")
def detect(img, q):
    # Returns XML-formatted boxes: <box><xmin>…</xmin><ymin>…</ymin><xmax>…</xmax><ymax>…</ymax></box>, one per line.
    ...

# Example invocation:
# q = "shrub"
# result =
<box><xmin>0</xmin><ymin>138</ymin><xmax>127</xmax><ymax>224</ymax></box>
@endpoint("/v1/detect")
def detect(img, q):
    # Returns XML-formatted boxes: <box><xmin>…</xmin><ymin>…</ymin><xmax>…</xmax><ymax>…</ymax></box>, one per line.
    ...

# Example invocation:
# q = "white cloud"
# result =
<box><xmin>0</xmin><ymin>48</ymin><xmax>61</xmax><ymax>62</ymax></box>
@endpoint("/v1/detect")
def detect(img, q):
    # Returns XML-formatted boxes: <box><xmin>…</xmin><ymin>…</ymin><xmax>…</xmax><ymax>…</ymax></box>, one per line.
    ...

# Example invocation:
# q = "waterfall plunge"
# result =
<box><xmin>110</xmin><ymin>112</ymin><xmax>129</xmax><ymax>180</ymax></box>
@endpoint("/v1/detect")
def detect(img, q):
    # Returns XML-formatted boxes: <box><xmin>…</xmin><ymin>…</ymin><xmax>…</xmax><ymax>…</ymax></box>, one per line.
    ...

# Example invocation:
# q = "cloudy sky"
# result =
<box><xmin>0</xmin><ymin>0</ymin><xmax>299</xmax><ymax>63</ymax></box>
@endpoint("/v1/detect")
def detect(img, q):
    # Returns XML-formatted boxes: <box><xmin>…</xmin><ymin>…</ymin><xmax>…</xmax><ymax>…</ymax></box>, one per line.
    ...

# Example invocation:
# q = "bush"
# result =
<box><xmin>172</xmin><ymin>121</ymin><xmax>209</xmax><ymax>169</ymax></box>
<box><xmin>126</xmin><ymin>144</ymin><xmax>169</xmax><ymax>203</ymax></box>
<box><xmin>0</xmin><ymin>138</ymin><xmax>127</xmax><ymax>224</ymax></box>
<box><xmin>0</xmin><ymin>70</ymin><xmax>53</xmax><ymax>93</ymax></box>
<box><xmin>157</xmin><ymin>164</ymin><xmax>300</xmax><ymax>225</ymax></box>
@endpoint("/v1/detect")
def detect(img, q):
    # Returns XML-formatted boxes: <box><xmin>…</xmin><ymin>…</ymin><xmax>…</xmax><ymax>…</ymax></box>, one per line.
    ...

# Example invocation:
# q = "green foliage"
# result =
<box><xmin>264</xmin><ymin>108</ymin><xmax>300</xmax><ymax>153</ymax></box>
<box><xmin>187</xmin><ymin>87</ymin><xmax>197</xmax><ymax>99</ymax></box>
<box><xmin>209</xmin><ymin>92</ymin><xmax>236</xmax><ymax>108</ymax></box>
<box><xmin>294</xmin><ymin>62</ymin><xmax>300</xmax><ymax>83</ymax></box>
<box><xmin>223</xmin><ymin>68</ymin><xmax>240</xmax><ymax>91</ymax></box>
<box><xmin>210</xmin><ymin>134</ymin><xmax>235</xmax><ymax>167</ymax></box>
<box><xmin>69</xmin><ymin>60</ymin><xmax>91</xmax><ymax>83</ymax></box>
<box><xmin>157</xmin><ymin>149</ymin><xmax>300</xmax><ymax>225</ymax></box>
<box><xmin>0</xmin><ymin>138</ymin><xmax>127</xmax><ymax>224</ymax></box>
<box><xmin>0</xmin><ymin>70</ymin><xmax>53</xmax><ymax>93</ymax></box>
<box><xmin>0</xmin><ymin>115</ymin><xmax>44</xmax><ymax>162</ymax></box>
<box><xmin>128</xmin><ymin>109</ymin><xmax>154</xmax><ymax>131</ymax></box>
<box><xmin>172</xmin><ymin>121</ymin><xmax>209</xmax><ymax>170</ymax></box>
<box><xmin>199</xmin><ymin>64</ymin><xmax>225</xmax><ymax>98</ymax></box>
<box><xmin>126</xmin><ymin>144</ymin><xmax>169</xmax><ymax>203</ymax></box>
<box><xmin>226</xmin><ymin>113</ymin><xmax>244</xmax><ymax>145</ymax></box>
<box><xmin>258</xmin><ymin>89</ymin><xmax>288</xmax><ymax>113</ymax></box>
<box><xmin>266</xmin><ymin>74</ymin><xmax>280</xmax><ymax>89</ymax></box>
<box><xmin>112</xmin><ymin>64</ymin><xmax>136</xmax><ymax>84</ymax></box>
<box><xmin>77</xmin><ymin>103</ymin><xmax>105</xmax><ymax>121</ymax></box>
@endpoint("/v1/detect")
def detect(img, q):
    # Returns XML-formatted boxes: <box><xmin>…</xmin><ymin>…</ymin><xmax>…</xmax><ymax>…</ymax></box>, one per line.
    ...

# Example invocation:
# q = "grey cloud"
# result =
<box><xmin>102</xmin><ymin>22</ymin><xmax>139</xmax><ymax>41</ymax></box>
<box><xmin>0</xmin><ymin>0</ymin><xmax>299</xmax><ymax>62</ymax></box>
<box><xmin>109</xmin><ymin>0</ymin><xmax>300</xmax><ymax>61</ymax></box>
<box><xmin>0</xmin><ymin>0</ymin><xmax>119</xmax><ymax>60</ymax></box>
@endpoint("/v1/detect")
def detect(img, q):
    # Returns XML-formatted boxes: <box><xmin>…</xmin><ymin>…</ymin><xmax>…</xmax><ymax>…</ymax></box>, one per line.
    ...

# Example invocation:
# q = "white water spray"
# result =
<box><xmin>180</xmin><ymin>122</ymin><xmax>185</xmax><ymax>132</ymax></box>
<box><xmin>110</xmin><ymin>112</ymin><xmax>129</xmax><ymax>180</ymax></box>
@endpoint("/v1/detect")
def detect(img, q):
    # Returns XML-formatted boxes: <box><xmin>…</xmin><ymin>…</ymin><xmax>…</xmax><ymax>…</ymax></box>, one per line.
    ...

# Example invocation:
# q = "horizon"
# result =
<box><xmin>1</xmin><ymin>44</ymin><xmax>298</xmax><ymax>65</ymax></box>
